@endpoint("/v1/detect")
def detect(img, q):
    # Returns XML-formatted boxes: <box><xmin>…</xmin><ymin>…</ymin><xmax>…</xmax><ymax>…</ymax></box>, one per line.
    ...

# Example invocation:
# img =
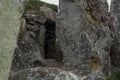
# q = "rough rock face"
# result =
<box><xmin>9</xmin><ymin>67</ymin><xmax>111</xmax><ymax>80</ymax></box>
<box><xmin>10</xmin><ymin>6</ymin><xmax>56</xmax><ymax>72</ymax></box>
<box><xmin>9</xmin><ymin>0</ymin><xmax>114</xmax><ymax>80</ymax></box>
<box><xmin>57</xmin><ymin>0</ymin><xmax>112</xmax><ymax>79</ymax></box>
<box><xmin>110</xmin><ymin>0</ymin><xmax>120</xmax><ymax>67</ymax></box>
<box><xmin>9</xmin><ymin>67</ymin><xmax>89</xmax><ymax>80</ymax></box>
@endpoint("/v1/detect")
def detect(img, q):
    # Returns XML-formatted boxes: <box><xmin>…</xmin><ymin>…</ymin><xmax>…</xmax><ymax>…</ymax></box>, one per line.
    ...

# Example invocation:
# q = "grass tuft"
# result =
<box><xmin>25</xmin><ymin>0</ymin><xmax>58</xmax><ymax>13</ymax></box>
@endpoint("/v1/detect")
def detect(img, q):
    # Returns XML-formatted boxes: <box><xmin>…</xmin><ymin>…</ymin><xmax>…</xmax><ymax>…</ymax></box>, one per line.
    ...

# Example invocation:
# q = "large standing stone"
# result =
<box><xmin>110</xmin><ymin>0</ymin><xmax>120</xmax><ymax>67</ymax></box>
<box><xmin>57</xmin><ymin>0</ymin><xmax>112</xmax><ymax>79</ymax></box>
<box><xmin>0</xmin><ymin>0</ymin><xmax>23</xmax><ymax>80</ymax></box>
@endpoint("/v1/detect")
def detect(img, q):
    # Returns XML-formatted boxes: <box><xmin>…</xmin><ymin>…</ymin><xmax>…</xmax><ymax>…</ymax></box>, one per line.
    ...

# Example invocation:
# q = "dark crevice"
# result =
<box><xmin>44</xmin><ymin>19</ymin><xmax>56</xmax><ymax>59</ymax></box>
<box><xmin>110</xmin><ymin>42</ymin><xmax>120</xmax><ymax>67</ymax></box>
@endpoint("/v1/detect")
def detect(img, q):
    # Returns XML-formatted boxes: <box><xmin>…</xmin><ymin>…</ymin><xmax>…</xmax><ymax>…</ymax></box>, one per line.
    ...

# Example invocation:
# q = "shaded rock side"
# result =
<box><xmin>110</xmin><ymin>0</ymin><xmax>120</xmax><ymax>67</ymax></box>
<box><xmin>10</xmin><ymin>6</ymin><xmax>56</xmax><ymax>72</ymax></box>
<box><xmin>57</xmin><ymin>0</ymin><xmax>113</xmax><ymax>79</ymax></box>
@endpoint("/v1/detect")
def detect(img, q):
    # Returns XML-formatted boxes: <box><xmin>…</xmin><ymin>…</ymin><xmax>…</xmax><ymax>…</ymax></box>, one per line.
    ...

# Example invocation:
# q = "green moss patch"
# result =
<box><xmin>25</xmin><ymin>0</ymin><xmax>58</xmax><ymax>12</ymax></box>
<box><xmin>107</xmin><ymin>71</ymin><xmax>120</xmax><ymax>80</ymax></box>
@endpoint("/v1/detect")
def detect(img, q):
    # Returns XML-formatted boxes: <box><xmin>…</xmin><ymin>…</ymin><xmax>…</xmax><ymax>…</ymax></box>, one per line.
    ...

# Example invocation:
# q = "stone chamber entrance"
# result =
<box><xmin>9</xmin><ymin>0</ymin><xmax>64</xmax><ymax>74</ymax></box>
<box><xmin>44</xmin><ymin>19</ymin><xmax>63</xmax><ymax>68</ymax></box>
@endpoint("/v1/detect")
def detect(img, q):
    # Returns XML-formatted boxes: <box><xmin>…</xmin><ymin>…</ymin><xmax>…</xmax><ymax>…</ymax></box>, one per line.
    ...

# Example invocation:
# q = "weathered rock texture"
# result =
<box><xmin>10</xmin><ymin>5</ymin><xmax>57</xmax><ymax>72</ymax></box>
<box><xmin>9</xmin><ymin>67</ymin><xmax>89</xmax><ymax>80</ymax></box>
<box><xmin>0</xmin><ymin>0</ymin><xmax>23</xmax><ymax>80</ymax></box>
<box><xmin>110</xmin><ymin>0</ymin><xmax>120</xmax><ymax>67</ymax></box>
<box><xmin>57</xmin><ymin>0</ymin><xmax>113</xmax><ymax>79</ymax></box>
<box><xmin>8</xmin><ymin>0</ymin><xmax>114</xmax><ymax>80</ymax></box>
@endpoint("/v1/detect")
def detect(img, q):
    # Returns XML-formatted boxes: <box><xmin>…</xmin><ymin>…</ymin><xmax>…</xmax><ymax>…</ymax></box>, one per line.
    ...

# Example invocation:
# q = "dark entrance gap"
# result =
<box><xmin>44</xmin><ymin>19</ymin><xmax>63</xmax><ymax>68</ymax></box>
<box><xmin>44</xmin><ymin>19</ymin><xmax>56</xmax><ymax>59</ymax></box>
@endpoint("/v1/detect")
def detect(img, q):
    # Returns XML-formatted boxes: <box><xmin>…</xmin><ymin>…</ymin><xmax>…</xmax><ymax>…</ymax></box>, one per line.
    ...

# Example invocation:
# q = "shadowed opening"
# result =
<box><xmin>44</xmin><ymin>19</ymin><xmax>56</xmax><ymax>59</ymax></box>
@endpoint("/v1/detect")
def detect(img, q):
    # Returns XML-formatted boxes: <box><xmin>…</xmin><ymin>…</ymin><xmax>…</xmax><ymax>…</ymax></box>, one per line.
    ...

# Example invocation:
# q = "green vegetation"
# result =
<box><xmin>107</xmin><ymin>71</ymin><xmax>120</xmax><ymax>80</ymax></box>
<box><xmin>25</xmin><ymin>0</ymin><xmax>58</xmax><ymax>12</ymax></box>
<box><xmin>26</xmin><ymin>0</ymin><xmax>40</xmax><ymax>12</ymax></box>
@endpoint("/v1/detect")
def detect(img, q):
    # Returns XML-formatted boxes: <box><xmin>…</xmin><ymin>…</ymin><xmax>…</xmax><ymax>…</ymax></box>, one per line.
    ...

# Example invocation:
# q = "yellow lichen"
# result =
<box><xmin>89</xmin><ymin>52</ymin><xmax>100</xmax><ymax>69</ymax></box>
<box><xmin>86</xmin><ymin>14</ymin><xmax>97</xmax><ymax>24</ymax></box>
<box><xmin>89</xmin><ymin>61</ymin><xmax>99</xmax><ymax>69</ymax></box>
<box><xmin>85</xmin><ymin>0</ymin><xmax>98</xmax><ymax>25</ymax></box>
<box><xmin>85</xmin><ymin>7</ymin><xmax>97</xmax><ymax>24</ymax></box>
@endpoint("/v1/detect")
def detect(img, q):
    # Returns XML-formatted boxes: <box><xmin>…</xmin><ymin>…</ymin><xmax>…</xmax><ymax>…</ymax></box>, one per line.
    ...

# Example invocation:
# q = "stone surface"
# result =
<box><xmin>9</xmin><ymin>67</ymin><xmax>79</xmax><ymax>80</ymax></box>
<box><xmin>56</xmin><ymin>0</ymin><xmax>113</xmax><ymax>79</ymax></box>
<box><xmin>110</xmin><ymin>0</ymin><xmax>120</xmax><ymax>67</ymax></box>
<box><xmin>55</xmin><ymin>41</ymin><xmax>63</xmax><ymax>62</ymax></box>
<box><xmin>9</xmin><ymin>67</ymin><xmax>105</xmax><ymax>80</ymax></box>
<box><xmin>6</xmin><ymin>0</ymin><xmax>115</xmax><ymax>80</ymax></box>
<box><xmin>10</xmin><ymin>6</ymin><xmax>57</xmax><ymax>72</ymax></box>
<box><xmin>0</xmin><ymin>0</ymin><xmax>23</xmax><ymax>80</ymax></box>
<box><xmin>11</xmin><ymin>10</ymin><xmax>47</xmax><ymax>72</ymax></box>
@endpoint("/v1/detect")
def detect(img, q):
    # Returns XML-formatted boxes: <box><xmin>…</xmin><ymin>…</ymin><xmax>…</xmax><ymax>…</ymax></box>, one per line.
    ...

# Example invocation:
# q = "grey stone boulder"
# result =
<box><xmin>56</xmin><ymin>0</ymin><xmax>113</xmax><ymax>78</ymax></box>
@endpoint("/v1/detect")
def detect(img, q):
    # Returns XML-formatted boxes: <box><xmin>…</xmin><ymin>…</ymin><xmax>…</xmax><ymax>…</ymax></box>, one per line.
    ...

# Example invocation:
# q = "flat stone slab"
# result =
<box><xmin>9</xmin><ymin>67</ymin><xmax>86</xmax><ymax>80</ymax></box>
